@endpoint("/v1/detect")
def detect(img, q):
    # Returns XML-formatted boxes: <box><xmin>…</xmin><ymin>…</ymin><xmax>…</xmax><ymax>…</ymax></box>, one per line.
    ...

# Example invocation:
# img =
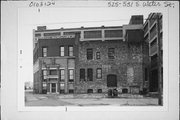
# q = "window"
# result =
<box><xmin>60</xmin><ymin>70</ymin><xmax>65</xmax><ymax>81</ymax></box>
<box><xmin>87</xmin><ymin>68</ymin><xmax>93</xmax><ymax>81</ymax></box>
<box><xmin>87</xmin><ymin>89</ymin><xmax>93</xmax><ymax>93</ymax></box>
<box><xmin>96</xmin><ymin>52</ymin><xmax>100</xmax><ymax>59</ymax></box>
<box><xmin>68</xmin><ymin>46</ymin><xmax>73</xmax><ymax>56</ymax></box>
<box><xmin>60</xmin><ymin>83</ymin><xmax>65</xmax><ymax>93</ymax></box>
<box><xmin>42</xmin><ymin>70</ymin><xmax>47</xmax><ymax>81</ymax></box>
<box><xmin>60</xmin><ymin>90</ymin><xmax>65</xmax><ymax>93</ymax></box>
<box><xmin>108</xmin><ymin>48</ymin><xmax>115</xmax><ymax>59</ymax></box>
<box><xmin>60</xmin><ymin>46</ymin><xmax>64</xmax><ymax>56</ymax></box>
<box><xmin>35</xmin><ymin>33</ymin><xmax>41</xmax><ymax>37</ymax></box>
<box><xmin>80</xmin><ymin>69</ymin><xmax>85</xmax><ymax>81</ymax></box>
<box><xmin>69</xmin><ymin>89</ymin><xmax>74</xmax><ymax>93</ymax></box>
<box><xmin>42</xmin><ymin>47</ymin><xmax>47</xmax><ymax>57</ymax></box>
<box><xmin>122</xmin><ymin>88</ymin><xmax>128</xmax><ymax>93</ymax></box>
<box><xmin>105</xmin><ymin>30</ymin><xmax>123</xmax><ymax>38</ymax></box>
<box><xmin>97</xmin><ymin>89</ymin><xmax>102</xmax><ymax>93</ymax></box>
<box><xmin>42</xmin><ymin>83</ymin><xmax>47</xmax><ymax>89</ymax></box>
<box><xmin>44</xmin><ymin>32</ymin><xmax>60</xmax><ymax>36</ymax></box>
<box><xmin>96</xmin><ymin>68</ymin><xmax>102</xmax><ymax>79</ymax></box>
<box><xmin>87</xmin><ymin>48</ymin><xmax>93</xmax><ymax>60</ymax></box>
<box><xmin>69</xmin><ymin>69</ymin><xmax>74</xmax><ymax>82</ymax></box>
<box><xmin>150</xmin><ymin>39</ymin><xmax>157</xmax><ymax>47</ymax></box>
<box><xmin>49</xmin><ymin>70</ymin><xmax>57</xmax><ymax>75</ymax></box>
<box><xmin>84</xmin><ymin>31</ymin><xmax>102</xmax><ymax>38</ymax></box>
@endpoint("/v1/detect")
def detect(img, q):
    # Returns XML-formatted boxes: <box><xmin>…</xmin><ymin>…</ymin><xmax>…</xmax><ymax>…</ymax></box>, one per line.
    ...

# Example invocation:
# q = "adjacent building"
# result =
<box><xmin>33</xmin><ymin>15</ymin><xmax>151</xmax><ymax>95</ymax></box>
<box><xmin>143</xmin><ymin>13</ymin><xmax>163</xmax><ymax>93</ymax></box>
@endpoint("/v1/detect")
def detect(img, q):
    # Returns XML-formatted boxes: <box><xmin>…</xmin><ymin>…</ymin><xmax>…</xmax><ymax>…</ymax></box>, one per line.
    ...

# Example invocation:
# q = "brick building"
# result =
<box><xmin>33</xmin><ymin>15</ymin><xmax>148</xmax><ymax>94</ymax></box>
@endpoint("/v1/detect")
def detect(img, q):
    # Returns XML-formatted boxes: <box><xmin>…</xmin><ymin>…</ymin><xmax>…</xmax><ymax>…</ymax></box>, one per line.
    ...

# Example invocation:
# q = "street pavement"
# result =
<box><xmin>25</xmin><ymin>90</ymin><xmax>159</xmax><ymax>106</ymax></box>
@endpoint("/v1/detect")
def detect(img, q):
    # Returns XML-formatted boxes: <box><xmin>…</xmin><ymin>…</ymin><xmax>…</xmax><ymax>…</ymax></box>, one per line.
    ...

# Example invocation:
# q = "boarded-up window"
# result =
<box><xmin>127</xmin><ymin>67</ymin><xmax>134</xmax><ymax>83</ymax></box>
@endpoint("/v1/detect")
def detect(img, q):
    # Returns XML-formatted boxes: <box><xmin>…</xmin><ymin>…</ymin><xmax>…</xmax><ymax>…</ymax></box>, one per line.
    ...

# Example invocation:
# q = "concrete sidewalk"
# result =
<box><xmin>25</xmin><ymin>91</ymin><xmax>159</xmax><ymax>106</ymax></box>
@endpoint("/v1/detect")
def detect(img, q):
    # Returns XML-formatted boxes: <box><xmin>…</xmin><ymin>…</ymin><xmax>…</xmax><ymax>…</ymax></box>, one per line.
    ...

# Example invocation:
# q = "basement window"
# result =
<box><xmin>97</xmin><ymin>89</ymin><xmax>102</xmax><ymax>93</ymax></box>
<box><xmin>87</xmin><ymin>89</ymin><xmax>93</xmax><ymax>93</ymax></box>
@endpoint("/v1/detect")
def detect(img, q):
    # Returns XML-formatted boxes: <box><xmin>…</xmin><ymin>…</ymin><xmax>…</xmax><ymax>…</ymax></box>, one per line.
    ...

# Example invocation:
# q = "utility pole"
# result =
<box><xmin>157</xmin><ymin>14</ymin><xmax>163</xmax><ymax>105</ymax></box>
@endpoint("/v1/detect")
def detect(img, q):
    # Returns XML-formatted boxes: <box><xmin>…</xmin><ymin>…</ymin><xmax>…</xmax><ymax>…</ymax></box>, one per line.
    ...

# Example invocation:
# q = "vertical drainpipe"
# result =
<box><xmin>47</xmin><ymin>66</ymin><xmax>50</xmax><ymax>94</ymax></box>
<box><xmin>65</xmin><ymin>58</ymin><xmax>68</xmax><ymax>94</ymax></box>
<box><xmin>39</xmin><ymin>59</ymin><xmax>42</xmax><ymax>94</ymax></box>
<box><xmin>57</xmin><ymin>65</ymin><xmax>60</xmax><ymax>94</ymax></box>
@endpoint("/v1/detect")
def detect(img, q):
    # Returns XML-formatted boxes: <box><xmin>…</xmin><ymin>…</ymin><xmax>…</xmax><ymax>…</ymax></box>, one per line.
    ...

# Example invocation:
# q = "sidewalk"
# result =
<box><xmin>25</xmin><ymin>91</ymin><xmax>159</xmax><ymax>106</ymax></box>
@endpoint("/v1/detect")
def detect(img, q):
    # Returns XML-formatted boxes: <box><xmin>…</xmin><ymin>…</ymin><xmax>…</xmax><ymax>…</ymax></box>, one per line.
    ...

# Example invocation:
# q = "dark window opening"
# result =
<box><xmin>69</xmin><ymin>89</ymin><xmax>74</xmax><ymax>94</ymax></box>
<box><xmin>151</xmin><ymin>54</ymin><xmax>158</xmax><ymax>62</ymax></box>
<box><xmin>150</xmin><ymin>38</ymin><xmax>157</xmax><ymax>47</ymax></box>
<box><xmin>87</xmin><ymin>68</ymin><xmax>93</xmax><ymax>81</ymax></box>
<box><xmin>87</xmin><ymin>48</ymin><xmax>93</xmax><ymax>60</ymax></box>
<box><xmin>97</xmin><ymin>89</ymin><xmax>102</xmax><ymax>93</ymax></box>
<box><xmin>149</xmin><ymin>69</ymin><xmax>158</xmax><ymax>92</ymax></box>
<box><xmin>108</xmin><ymin>48</ymin><xmax>115</xmax><ymax>59</ymax></box>
<box><xmin>122</xmin><ymin>88</ymin><xmax>128</xmax><ymax>93</ymax></box>
<box><xmin>60</xmin><ymin>90</ymin><xmax>65</xmax><ymax>94</ymax></box>
<box><xmin>49</xmin><ymin>70</ymin><xmax>57</xmax><ymax>75</ymax></box>
<box><xmin>80</xmin><ymin>69</ymin><xmax>85</xmax><ymax>81</ymax></box>
<box><xmin>87</xmin><ymin>89</ymin><xmax>93</xmax><ymax>93</ymax></box>
<box><xmin>35</xmin><ymin>33</ymin><xmax>41</xmax><ymax>37</ymax></box>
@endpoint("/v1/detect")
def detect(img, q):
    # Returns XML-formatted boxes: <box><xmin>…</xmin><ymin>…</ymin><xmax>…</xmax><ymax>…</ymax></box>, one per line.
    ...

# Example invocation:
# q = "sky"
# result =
<box><xmin>18</xmin><ymin>8</ymin><xmax>150</xmax><ymax>82</ymax></box>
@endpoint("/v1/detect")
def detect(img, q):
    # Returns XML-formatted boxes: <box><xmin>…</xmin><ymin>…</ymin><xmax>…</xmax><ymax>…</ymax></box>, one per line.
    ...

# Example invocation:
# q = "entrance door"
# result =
<box><xmin>107</xmin><ymin>74</ymin><xmax>117</xmax><ymax>87</ymax></box>
<box><xmin>51</xmin><ymin>83</ymin><xmax>56</xmax><ymax>93</ymax></box>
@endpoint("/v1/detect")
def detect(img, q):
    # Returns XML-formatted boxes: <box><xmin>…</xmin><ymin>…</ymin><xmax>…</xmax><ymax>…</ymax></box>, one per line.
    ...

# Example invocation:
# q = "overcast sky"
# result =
<box><xmin>18</xmin><ymin>8</ymin><xmax>150</xmax><ymax>83</ymax></box>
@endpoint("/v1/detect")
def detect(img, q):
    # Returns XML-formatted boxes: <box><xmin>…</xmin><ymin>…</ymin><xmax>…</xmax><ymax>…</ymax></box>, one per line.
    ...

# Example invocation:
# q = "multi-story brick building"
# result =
<box><xmin>33</xmin><ymin>15</ymin><xmax>148</xmax><ymax>95</ymax></box>
<box><xmin>143</xmin><ymin>13</ymin><xmax>163</xmax><ymax>93</ymax></box>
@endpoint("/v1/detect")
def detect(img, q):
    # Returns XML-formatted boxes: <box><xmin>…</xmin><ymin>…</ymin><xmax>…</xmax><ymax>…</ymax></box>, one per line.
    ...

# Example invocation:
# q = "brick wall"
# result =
<box><xmin>75</xmin><ymin>40</ymin><xmax>145</xmax><ymax>94</ymax></box>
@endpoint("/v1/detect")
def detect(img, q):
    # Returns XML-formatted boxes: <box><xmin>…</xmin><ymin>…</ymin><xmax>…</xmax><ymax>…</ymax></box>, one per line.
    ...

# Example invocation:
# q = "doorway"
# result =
<box><xmin>51</xmin><ymin>83</ymin><xmax>56</xmax><ymax>93</ymax></box>
<box><xmin>107</xmin><ymin>74</ymin><xmax>117</xmax><ymax>87</ymax></box>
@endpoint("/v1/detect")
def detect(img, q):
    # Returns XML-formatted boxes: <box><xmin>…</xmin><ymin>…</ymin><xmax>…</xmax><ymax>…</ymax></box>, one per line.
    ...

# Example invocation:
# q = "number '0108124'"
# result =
<box><xmin>29</xmin><ymin>1</ymin><xmax>55</xmax><ymax>7</ymax></box>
